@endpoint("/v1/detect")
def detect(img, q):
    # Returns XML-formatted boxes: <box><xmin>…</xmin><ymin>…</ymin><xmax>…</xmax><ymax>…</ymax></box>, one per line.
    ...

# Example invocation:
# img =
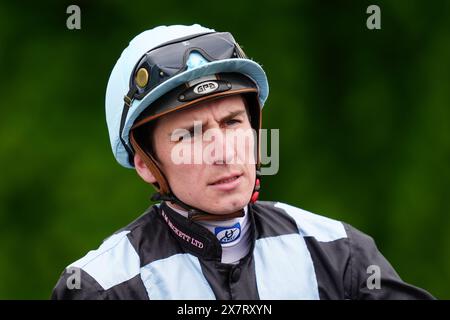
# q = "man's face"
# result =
<box><xmin>151</xmin><ymin>95</ymin><xmax>256</xmax><ymax>215</ymax></box>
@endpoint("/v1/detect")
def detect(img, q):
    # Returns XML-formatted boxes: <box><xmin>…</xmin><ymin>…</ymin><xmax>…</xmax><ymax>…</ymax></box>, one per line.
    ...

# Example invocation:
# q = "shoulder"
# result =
<box><xmin>253</xmin><ymin>200</ymin><xmax>385</xmax><ymax>262</ymax></box>
<box><xmin>52</xmin><ymin>205</ymin><xmax>161</xmax><ymax>299</ymax></box>
<box><xmin>67</xmin><ymin>230</ymin><xmax>139</xmax><ymax>291</ymax></box>
<box><xmin>252</xmin><ymin>200</ymin><xmax>348</xmax><ymax>242</ymax></box>
<box><xmin>252</xmin><ymin>201</ymin><xmax>357</xmax><ymax>298</ymax></box>
<box><xmin>253</xmin><ymin>201</ymin><xmax>435</xmax><ymax>299</ymax></box>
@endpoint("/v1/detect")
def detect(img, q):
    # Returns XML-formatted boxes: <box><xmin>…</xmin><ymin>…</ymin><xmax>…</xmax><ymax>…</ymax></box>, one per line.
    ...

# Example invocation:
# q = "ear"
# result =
<box><xmin>134</xmin><ymin>152</ymin><xmax>157</xmax><ymax>184</ymax></box>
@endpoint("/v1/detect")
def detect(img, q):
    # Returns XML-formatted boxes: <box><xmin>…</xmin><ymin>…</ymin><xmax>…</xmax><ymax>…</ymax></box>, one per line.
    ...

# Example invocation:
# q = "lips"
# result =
<box><xmin>208</xmin><ymin>173</ymin><xmax>242</xmax><ymax>192</ymax></box>
<box><xmin>209</xmin><ymin>173</ymin><xmax>242</xmax><ymax>185</ymax></box>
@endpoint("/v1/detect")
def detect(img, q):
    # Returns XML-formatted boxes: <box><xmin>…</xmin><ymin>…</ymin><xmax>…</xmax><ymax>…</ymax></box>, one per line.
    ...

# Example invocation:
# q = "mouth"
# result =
<box><xmin>209</xmin><ymin>173</ymin><xmax>243</xmax><ymax>191</ymax></box>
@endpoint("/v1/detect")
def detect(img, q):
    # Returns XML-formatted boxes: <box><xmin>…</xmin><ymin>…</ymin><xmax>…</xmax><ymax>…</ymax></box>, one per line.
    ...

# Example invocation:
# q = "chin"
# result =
<box><xmin>211</xmin><ymin>195</ymin><xmax>250</xmax><ymax>215</ymax></box>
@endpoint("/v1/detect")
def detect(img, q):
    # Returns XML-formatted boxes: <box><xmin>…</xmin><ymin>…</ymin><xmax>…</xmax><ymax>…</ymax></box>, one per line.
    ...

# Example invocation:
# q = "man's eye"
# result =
<box><xmin>178</xmin><ymin>133</ymin><xmax>192</xmax><ymax>142</ymax></box>
<box><xmin>177</xmin><ymin>129</ymin><xmax>197</xmax><ymax>142</ymax></box>
<box><xmin>226</xmin><ymin>119</ymin><xmax>241</xmax><ymax>126</ymax></box>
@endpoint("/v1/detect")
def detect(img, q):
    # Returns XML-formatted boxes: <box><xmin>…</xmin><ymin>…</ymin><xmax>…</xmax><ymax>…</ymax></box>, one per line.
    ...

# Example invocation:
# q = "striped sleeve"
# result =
<box><xmin>345</xmin><ymin>224</ymin><xmax>435</xmax><ymax>300</ymax></box>
<box><xmin>51</xmin><ymin>267</ymin><xmax>105</xmax><ymax>300</ymax></box>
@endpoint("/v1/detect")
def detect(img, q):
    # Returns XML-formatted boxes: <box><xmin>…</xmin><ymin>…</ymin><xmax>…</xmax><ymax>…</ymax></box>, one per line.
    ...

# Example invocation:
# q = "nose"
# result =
<box><xmin>203</xmin><ymin>128</ymin><xmax>235</xmax><ymax>165</ymax></box>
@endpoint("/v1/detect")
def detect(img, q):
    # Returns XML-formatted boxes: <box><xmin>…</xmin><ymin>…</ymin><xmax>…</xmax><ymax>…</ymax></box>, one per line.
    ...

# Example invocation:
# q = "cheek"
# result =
<box><xmin>154</xmin><ymin>140</ymin><xmax>201</xmax><ymax>187</ymax></box>
<box><xmin>246</xmin><ymin>163</ymin><xmax>257</xmax><ymax>186</ymax></box>
<box><xmin>164</xmin><ymin>162</ymin><xmax>205</xmax><ymax>194</ymax></box>
<box><xmin>234</xmin><ymin>132</ymin><xmax>256</xmax><ymax>164</ymax></box>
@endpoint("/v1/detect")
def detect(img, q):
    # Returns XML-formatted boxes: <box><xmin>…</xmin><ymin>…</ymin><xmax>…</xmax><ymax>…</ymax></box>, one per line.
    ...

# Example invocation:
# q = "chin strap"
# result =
<box><xmin>151</xmin><ymin>192</ymin><xmax>245</xmax><ymax>222</ymax></box>
<box><xmin>151</xmin><ymin>170</ymin><xmax>261</xmax><ymax>222</ymax></box>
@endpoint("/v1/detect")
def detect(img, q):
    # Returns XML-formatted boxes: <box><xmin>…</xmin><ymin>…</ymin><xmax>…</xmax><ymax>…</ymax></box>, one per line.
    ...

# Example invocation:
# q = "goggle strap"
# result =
<box><xmin>119</xmin><ymin>86</ymin><xmax>139</xmax><ymax>163</ymax></box>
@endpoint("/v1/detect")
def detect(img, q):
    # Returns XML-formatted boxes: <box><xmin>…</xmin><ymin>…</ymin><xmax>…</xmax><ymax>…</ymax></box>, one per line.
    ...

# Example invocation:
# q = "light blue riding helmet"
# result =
<box><xmin>105</xmin><ymin>24</ymin><xmax>269</xmax><ymax>169</ymax></box>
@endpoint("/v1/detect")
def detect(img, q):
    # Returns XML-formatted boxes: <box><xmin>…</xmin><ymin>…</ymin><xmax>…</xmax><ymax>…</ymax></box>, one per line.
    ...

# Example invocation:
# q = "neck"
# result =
<box><xmin>165</xmin><ymin>202</ymin><xmax>251</xmax><ymax>264</ymax></box>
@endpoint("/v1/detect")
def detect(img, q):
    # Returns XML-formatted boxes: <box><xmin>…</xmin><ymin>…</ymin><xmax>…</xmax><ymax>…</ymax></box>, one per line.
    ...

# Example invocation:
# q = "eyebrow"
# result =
<box><xmin>219</xmin><ymin>109</ymin><xmax>246</xmax><ymax>125</ymax></box>
<box><xmin>168</xmin><ymin>109</ymin><xmax>246</xmax><ymax>136</ymax></box>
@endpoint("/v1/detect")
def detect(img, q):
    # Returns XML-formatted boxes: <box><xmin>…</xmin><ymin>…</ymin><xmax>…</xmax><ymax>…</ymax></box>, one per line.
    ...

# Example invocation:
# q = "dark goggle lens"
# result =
<box><xmin>131</xmin><ymin>32</ymin><xmax>245</xmax><ymax>97</ymax></box>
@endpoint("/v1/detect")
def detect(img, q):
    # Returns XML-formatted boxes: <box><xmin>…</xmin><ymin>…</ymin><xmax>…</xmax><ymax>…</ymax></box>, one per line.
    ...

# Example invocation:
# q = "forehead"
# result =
<box><xmin>158</xmin><ymin>94</ymin><xmax>246</xmax><ymax>126</ymax></box>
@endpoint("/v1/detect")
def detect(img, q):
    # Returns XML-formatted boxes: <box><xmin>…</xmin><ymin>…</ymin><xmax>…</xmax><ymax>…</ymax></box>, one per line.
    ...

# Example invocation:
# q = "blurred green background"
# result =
<box><xmin>0</xmin><ymin>0</ymin><xmax>449</xmax><ymax>299</ymax></box>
